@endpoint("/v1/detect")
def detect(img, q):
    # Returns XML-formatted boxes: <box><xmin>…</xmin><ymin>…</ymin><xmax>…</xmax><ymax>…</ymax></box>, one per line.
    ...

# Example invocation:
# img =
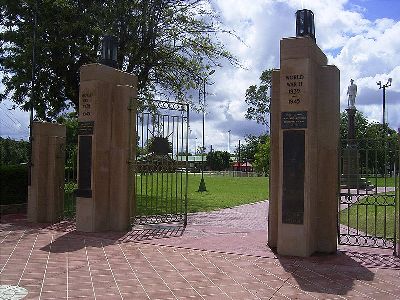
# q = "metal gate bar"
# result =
<box><xmin>338</xmin><ymin>137</ymin><xmax>399</xmax><ymax>253</ymax></box>
<box><xmin>130</xmin><ymin>100</ymin><xmax>189</xmax><ymax>226</ymax></box>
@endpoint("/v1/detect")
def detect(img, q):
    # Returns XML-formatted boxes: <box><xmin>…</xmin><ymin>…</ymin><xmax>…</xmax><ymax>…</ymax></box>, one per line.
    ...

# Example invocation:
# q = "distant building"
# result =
<box><xmin>175</xmin><ymin>155</ymin><xmax>205</xmax><ymax>172</ymax></box>
<box><xmin>232</xmin><ymin>162</ymin><xmax>253</xmax><ymax>172</ymax></box>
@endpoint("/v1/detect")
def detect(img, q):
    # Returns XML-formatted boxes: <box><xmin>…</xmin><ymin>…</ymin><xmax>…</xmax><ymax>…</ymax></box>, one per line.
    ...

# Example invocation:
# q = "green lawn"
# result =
<box><xmin>135</xmin><ymin>173</ymin><xmax>269</xmax><ymax>215</ymax></box>
<box><xmin>187</xmin><ymin>174</ymin><xmax>269</xmax><ymax>213</ymax></box>
<box><xmin>340</xmin><ymin>194</ymin><xmax>397</xmax><ymax>239</ymax></box>
<box><xmin>374</xmin><ymin>176</ymin><xmax>397</xmax><ymax>187</ymax></box>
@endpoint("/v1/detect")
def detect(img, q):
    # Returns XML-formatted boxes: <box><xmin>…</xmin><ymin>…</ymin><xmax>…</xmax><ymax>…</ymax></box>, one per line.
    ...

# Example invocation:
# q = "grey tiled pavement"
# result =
<box><xmin>1</xmin><ymin>201</ymin><xmax>400</xmax><ymax>299</ymax></box>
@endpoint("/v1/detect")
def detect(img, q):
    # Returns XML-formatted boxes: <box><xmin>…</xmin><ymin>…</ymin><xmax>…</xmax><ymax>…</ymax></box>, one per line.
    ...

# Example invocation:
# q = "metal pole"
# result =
<box><xmin>383</xmin><ymin>85</ymin><xmax>386</xmax><ymax>126</ymax></box>
<box><xmin>228</xmin><ymin>130</ymin><xmax>231</xmax><ymax>153</ymax></box>
<box><xmin>238</xmin><ymin>139</ymin><xmax>241</xmax><ymax>172</ymax></box>
<box><xmin>29</xmin><ymin>0</ymin><xmax>38</xmax><ymax>186</ymax></box>
<box><xmin>202</xmin><ymin>79</ymin><xmax>205</xmax><ymax>179</ymax></box>
<box><xmin>197</xmin><ymin>79</ymin><xmax>207</xmax><ymax>192</ymax></box>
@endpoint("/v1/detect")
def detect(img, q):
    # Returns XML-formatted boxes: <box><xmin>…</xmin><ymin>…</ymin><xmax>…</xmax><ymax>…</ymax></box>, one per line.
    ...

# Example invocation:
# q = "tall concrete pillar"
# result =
<box><xmin>76</xmin><ymin>63</ymin><xmax>137</xmax><ymax>232</ymax></box>
<box><xmin>28</xmin><ymin>122</ymin><xmax>66</xmax><ymax>223</ymax></box>
<box><xmin>269</xmin><ymin>36</ymin><xmax>339</xmax><ymax>256</ymax></box>
<box><xmin>268</xmin><ymin>70</ymin><xmax>280</xmax><ymax>248</ymax></box>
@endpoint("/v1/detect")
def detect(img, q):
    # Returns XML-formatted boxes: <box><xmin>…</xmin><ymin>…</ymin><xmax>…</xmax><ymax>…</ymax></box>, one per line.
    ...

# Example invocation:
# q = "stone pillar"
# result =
<box><xmin>76</xmin><ymin>63</ymin><xmax>137</xmax><ymax>232</ymax></box>
<box><xmin>269</xmin><ymin>37</ymin><xmax>339</xmax><ymax>256</ymax></box>
<box><xmin>341</xmin><ymin>108</ymin><xmax>370</xmax><ymax>189</ymax></box>
<box><xmin>268</xmin><ymin>70</ymin><xmax>280</xmax><ymax>248</ymax></box>
<box><xmin>28</xmin><ymin>122</ymin><xmax>66</xmax><ymax>223</ymax></box>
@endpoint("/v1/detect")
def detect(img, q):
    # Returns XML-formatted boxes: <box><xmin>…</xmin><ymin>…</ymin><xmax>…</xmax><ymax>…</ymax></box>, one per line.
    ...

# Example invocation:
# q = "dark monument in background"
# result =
<box><xmin>341</xmin><ymin>79</ymin><xmax>372</xmax><ymax>189</ymax></box>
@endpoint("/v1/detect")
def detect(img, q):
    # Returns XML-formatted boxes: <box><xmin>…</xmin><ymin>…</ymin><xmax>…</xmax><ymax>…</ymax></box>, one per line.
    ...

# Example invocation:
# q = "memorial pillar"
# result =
<box><xmin>269</xmin><ymin>15</ymin><xmax>340</xmax><ymax>256</ymax></box>
<box><xmin>28</xmin><ymin>122</ymin><xmax>66</xmax><ymax>223</ymax></box>
<box><xmin>76</xmin><ymin>63</ymin><xmax>137</xmax><ymax>232</ymax></box>
<box><xmin>268</xmin><ymin>70</ymin><xmax>280</xmax><ymax>248</ymax></box>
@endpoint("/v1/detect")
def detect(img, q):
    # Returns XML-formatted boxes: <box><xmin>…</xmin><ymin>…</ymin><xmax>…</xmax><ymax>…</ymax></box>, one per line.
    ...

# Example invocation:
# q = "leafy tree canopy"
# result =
<box><xmin>206</xmin><ymin>150</ymin><xmax>230</xmax><ymax>171</ymax></box>
<box><xmin>252</xmin><ymin>136</ymin><xmax>270</xmax><ymax>176</ymax></box>
<box><xmin>0</xmin><ymin>137</ymin><xmax>29</xmax><ymax>165</ymax></box>
<box><xmin>244</xmin><ymin>69</ymin><xmax>272</xmax><ymax>127</ymax></box>
<box><xmin>235</xmin><ymin>134</ymin><xmax>268</xmax><ymax>163</ymax></box>
<box><xmin>0</xmin><ymin>0</ymin><xmax>238</xmax><ymax>120</ymax></box>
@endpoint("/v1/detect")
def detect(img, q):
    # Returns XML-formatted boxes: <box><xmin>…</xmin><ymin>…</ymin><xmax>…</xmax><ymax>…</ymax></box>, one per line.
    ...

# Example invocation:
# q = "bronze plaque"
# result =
<box><xmin>78</xmin><ymin>121</ymin><xmax>94</xmax><ymax>135</ymax></box>
<box><xmin>282</xmin><ymin>130</ymin><xmax>304</xmax><ymax>224</ymax></box>
<box><xmin>76</xmin><ymin>135</ymin><xmax>92</xmax><ymax>198</ymax></box>
<box><xmin>281</xmin><ymin>111</ymin><xmax>307</xmax><ymax>129</ymax></box>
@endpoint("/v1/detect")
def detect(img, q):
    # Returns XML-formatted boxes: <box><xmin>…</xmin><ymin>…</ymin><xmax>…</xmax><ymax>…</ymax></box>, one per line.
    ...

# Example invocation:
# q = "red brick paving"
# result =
<box><xmin>1</xmin><ymin>201</ymin><xmax>400</xmax><ymax>299</ymax></box>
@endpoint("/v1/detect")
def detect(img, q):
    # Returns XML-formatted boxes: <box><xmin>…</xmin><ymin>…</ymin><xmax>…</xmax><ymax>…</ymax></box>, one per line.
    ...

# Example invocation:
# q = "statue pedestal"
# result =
<box><xmin>340</xmin><ymin>108</ymin><xmax>373</xmax><ymax>190</ymax></box>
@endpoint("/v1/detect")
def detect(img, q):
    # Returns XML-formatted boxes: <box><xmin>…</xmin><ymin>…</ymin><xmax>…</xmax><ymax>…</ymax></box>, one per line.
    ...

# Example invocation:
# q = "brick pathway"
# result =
<box><xmin>1</xmin><ymin>202</ymin><xmax>400</xmax><ymax>299</ymax></box>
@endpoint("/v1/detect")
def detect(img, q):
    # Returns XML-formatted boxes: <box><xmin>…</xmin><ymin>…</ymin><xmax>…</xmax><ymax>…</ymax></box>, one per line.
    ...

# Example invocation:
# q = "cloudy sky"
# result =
<box><xmin>1</xmin><ymin>0</ymin><xmax>400</xmax><ymax>154</ymax></box>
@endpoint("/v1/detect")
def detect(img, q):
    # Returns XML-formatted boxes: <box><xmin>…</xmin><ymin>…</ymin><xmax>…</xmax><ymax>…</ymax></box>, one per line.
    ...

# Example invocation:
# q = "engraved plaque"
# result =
<box><xmin>282</xmin><ymin>130</ymin><xmax>304</xmax><ymax>224</ymax></box>
<box><xmin>78</xmin><ymin>121</ymin><xmax>94</xmax><ymax>135</ymax></box>
<box><xmin>281</xmin><ymin>111</ymin><xmax>307</xmax><ymax>129</ymax></box>
<box><xmin>76</xmin><ymin>135</ymin><xmax>92</xmax><ymax>198</ymax></box>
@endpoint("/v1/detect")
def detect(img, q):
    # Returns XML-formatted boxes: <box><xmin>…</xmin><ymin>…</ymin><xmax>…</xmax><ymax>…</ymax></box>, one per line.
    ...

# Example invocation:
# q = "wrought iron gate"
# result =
<box><xmin>338</xmin><ymin>136</ymin><xmax>399</xmax><ymax>254</ymax></box>
<box><xmin>129</xmin><ymin>100</ymin><xmax>189</xmax><ymax>226</ymax></box>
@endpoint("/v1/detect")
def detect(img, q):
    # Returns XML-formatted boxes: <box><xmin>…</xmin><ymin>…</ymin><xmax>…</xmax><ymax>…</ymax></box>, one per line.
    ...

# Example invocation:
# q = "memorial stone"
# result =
<box><xmin>76</xmin><ymin>63</ymin><xmax>137</xmax><ymax>232</ymax></box>
<box><xmin>268</xmin><ymin>9</ymin><xmax>339</xmax><ymax>256</ymax></box>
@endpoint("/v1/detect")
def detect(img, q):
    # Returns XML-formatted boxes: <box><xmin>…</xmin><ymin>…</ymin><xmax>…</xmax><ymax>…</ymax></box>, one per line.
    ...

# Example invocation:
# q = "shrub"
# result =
<box><xmin>0</xmin><ymin>164</ymin><xmax>28</xmax><ymax>205</ymax></box>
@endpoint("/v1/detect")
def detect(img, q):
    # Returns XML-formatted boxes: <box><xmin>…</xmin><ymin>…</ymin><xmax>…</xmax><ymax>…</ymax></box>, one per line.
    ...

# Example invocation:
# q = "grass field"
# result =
<box><xmin>135</xmin><ymin>173</ymin><xmax>269</xmax><ymax>215</ymax></box>
<box><xmin>187</xmin><ymin>174</ymin><xmax>269</xmax><ymax>213</ymax></box>
<box><xmin>374</xmin><ymin>176</ymin><xmax>398</xmax><ymax>187</ymax></box>
<box><xmin>340</xmin><ymin>194</ymin><xmax>397</xmax><ymax>239</ymax></box>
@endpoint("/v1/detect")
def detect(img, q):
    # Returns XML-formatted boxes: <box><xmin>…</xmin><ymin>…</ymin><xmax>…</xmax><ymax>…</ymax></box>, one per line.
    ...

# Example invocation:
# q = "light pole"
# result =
<box><xmin>377</xmin><ymin>78</ymin><xmax>392</xmax><ymax>126</ymax></box>
<box><xmin>228</xmin><ymin>130</ymin><xmax>231</xmax><ymax>153</ymax></box>
<box><xmin>198</xmin><ymin>69</ymin><xmax>215</xmax><ymax>192</ymax></box>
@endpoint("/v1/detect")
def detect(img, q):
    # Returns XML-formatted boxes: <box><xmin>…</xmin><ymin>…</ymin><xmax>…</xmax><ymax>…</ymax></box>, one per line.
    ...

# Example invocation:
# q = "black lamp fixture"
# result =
<box><xmin>295</xmin><ymin>9</ymin><xmax>316</xmax><ymax>42</ymax></box>
<box><xmin>100</xmin><ymin>35</ymin><xmax>118</xmax><ymax>68</ymax></box>
<box><xmin>377</xmin><ymin>78</ymin><xmax>392</xmax><ymax>126</ymax></box>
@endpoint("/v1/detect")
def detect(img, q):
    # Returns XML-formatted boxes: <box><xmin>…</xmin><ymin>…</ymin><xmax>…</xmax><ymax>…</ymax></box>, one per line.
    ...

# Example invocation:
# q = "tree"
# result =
<box><xmin>206</xmin><ymin>151</ymin><xmax>230</xmax><ymax>171</ymax></box>
<box><xmin>339</xmin><ymin>110</ymin><xmax>369</xmax><ymax>142</ymax></box>
<box><xmin>244</xmin><ymin>69</ymin><xmax>272</xmax><ymax>127</ymax></box>
<box><xmin>339</xmin><ymin>111</ymin><xmax>399</xmax><ymax>175</ymax></box>
<box><xmin>146</xmin><ymin>136</ymin><xmax>173</xmax><ymax>155</ymax></box>
<box><xmin>0</xmin><ymin>137</ymin><xmax>29</xmax><ymax>165</ymax></box>
<box><xmin>253</xmin><ymin>136</ymin><xmax>270</xmax><ymax>176</ymax></box>
<box><xmin>0</xmin><ymin>0</ymin><xmax>238</xmax><ymax>120</ymax></box>
<box><xmin>235</xmin><ymin>134</ymin><xmax>268</xmax><ymax>163</ymax></box>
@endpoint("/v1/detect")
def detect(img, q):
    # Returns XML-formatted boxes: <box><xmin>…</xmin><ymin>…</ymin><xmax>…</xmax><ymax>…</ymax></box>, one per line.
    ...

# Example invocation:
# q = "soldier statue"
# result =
<box><xmin>347</xmin><ymin>79</ymin><xmax>357</xmax><ymax>108</ymax></box>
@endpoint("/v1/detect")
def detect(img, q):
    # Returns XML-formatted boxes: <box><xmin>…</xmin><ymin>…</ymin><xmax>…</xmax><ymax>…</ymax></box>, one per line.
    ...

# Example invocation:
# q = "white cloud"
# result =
<box><xmin>204</xmin><ymin>0</ymin><xmax>400</xmax><ymax>150</ymax></box>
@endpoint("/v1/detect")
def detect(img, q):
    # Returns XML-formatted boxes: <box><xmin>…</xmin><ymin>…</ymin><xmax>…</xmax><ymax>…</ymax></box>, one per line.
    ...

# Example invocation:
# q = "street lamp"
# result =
<box><xmin>198</xmin><ymin>69</ymin><xmax>215</xmax><ymax>192</ymax></box>
<box><xmin>377</xmin><ymin>78</ymin><xmax>392</xmax><ymax>126</ymax></box>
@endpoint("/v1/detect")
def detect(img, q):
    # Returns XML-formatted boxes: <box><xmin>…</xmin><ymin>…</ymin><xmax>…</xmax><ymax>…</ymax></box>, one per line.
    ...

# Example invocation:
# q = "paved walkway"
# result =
<box><xmin>1</xmin><ymin>201</ymin><xmax>400</xmax><ymax>299</ymax></box>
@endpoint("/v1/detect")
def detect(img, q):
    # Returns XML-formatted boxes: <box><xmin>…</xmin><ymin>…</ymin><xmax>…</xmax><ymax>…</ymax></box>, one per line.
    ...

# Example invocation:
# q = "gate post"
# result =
<box><xmin>76</xmin><ymin>64</ymin><xmax>137</xmax><ymax>232</ymax></box>
<box><xmin>268</xmin><ymin>10</ymin><xmax>340</xmax><ymax>256</ymax></box>
<box><xmin>28</xmin><ymin>122</ymin><xmax>66</xmax><ymax>223</ymax></box>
